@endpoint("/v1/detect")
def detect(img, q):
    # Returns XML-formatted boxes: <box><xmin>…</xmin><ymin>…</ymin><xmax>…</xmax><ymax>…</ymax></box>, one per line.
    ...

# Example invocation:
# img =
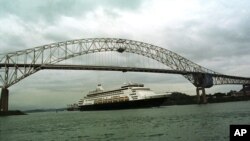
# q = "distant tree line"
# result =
<box><xmin>162</xmin><ymin>90</ymin><xmax>250</xmax><ymax>106</ymax></box>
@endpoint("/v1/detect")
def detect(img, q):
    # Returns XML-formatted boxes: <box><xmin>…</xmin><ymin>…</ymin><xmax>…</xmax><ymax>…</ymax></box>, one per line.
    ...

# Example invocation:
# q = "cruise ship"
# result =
<box><xmin>78</xmin><ymin>83</ymin><xmax>168</xmax><ymax>111</ymax></box>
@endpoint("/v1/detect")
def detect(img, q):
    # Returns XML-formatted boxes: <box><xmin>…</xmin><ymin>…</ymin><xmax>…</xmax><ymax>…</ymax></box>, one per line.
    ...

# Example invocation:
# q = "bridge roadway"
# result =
<box><xmin>1</xmin><ymin>63</ymin><xmax>250</xmax><ymax>81</ymax></box>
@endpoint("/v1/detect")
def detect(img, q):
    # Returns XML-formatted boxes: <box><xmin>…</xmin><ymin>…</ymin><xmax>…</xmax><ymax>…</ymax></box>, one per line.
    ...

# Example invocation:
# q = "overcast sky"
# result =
<box><xmin>0</xmin><ymin>0</ymin><xmax>250</xmax><ymax>110</ymax></box>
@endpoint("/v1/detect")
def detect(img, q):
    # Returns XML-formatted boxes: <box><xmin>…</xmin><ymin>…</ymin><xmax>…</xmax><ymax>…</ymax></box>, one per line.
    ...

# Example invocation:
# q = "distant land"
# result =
<box><xmin>24</xmin><ymin>108</ymin><xmax>67</xmax><ymax>113</ymax></box>
<box><xmin>163</xmin><ymin>86</ymin><xmax>250</xmax><ymax>105</ymax></box>
<box><xmin>0</xmin><ymin>110</ymin><xmax>26</xmax><ymax>116</ymax></box>
<box><xmin>162</xmin><ymin>91</ymin><xmax>250</xmax><ymax>106</ymax></box>
<box><xmin>0</xmin><ymin>109</ymin><xmax>67</xmax><ymax>116</ymax></box>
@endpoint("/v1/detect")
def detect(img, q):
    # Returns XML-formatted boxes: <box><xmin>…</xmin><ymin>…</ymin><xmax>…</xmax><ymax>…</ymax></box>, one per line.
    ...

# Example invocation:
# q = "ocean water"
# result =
<box><xmin>1</xmin><ymin>101</ymin><xmax>250</xmax><ymax>141</ymax></box>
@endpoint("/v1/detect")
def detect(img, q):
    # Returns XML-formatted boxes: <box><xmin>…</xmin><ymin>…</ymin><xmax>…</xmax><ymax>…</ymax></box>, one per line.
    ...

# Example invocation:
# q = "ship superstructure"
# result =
<box><xmin>78</xmin><ymin>83</ymin><xmax>167</xmax><ymax>110</ymax></box>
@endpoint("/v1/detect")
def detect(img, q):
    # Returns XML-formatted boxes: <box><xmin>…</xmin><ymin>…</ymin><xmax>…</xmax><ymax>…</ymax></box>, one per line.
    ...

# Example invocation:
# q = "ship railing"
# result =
<box><xmin>93</xmin><ymin>96</ymin><xmax>129</xmax><ymax>104</ymax></box>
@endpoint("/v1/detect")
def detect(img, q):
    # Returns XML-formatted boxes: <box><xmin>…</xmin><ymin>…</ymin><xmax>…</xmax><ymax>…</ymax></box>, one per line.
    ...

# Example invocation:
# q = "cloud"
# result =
<box><xmin>1</xmin><ymin>0</ymin><xmax>250</xmax><ymax>110</ymax></box>
<box><xmin>0</xmin><ymin>0</ymin><xmax>142</xmax><ymax>23</ymax></box>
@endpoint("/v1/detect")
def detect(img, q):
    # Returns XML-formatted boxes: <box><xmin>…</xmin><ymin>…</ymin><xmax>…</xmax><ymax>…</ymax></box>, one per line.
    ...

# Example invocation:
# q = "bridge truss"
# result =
<box><xmin>1</xmin><ymin>38</ymin><xmax>250</xmax><ymax>89</ymax></box>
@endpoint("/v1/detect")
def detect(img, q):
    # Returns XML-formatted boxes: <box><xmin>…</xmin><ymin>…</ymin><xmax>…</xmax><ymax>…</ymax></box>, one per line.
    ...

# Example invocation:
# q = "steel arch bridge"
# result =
<box><xmin>0</xmin><ymin>38</ymin><xmax>250</xmax><ymax>111</ymax></box>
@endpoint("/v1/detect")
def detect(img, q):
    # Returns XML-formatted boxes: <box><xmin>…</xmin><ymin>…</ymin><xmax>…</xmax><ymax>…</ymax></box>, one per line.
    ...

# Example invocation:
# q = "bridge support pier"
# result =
<box><xmin>243</xmin><ymin>84</ymin><xmax>250</xmax><ymax>95</ymax></box>
<box><xmin>0</xmin><ymin>88</ymin><xmax>9</xmax><ymax>111</ymax></box>
<box><xmin>196</xmin><ymin>87</ymin><xmax>207</xmax><ymax>104</ymax></box>
<box><xmin>243</xmin><ymin>85</ymin><xmax>246</xmax><ymax>95</ymax></box>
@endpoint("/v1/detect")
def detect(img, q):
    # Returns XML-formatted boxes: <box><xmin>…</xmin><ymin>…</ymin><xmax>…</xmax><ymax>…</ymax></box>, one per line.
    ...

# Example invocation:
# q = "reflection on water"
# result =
<box><xmin>1</xmin><ymin>101</ymin><xmax>250</xmax><ymax>141</ymax></box>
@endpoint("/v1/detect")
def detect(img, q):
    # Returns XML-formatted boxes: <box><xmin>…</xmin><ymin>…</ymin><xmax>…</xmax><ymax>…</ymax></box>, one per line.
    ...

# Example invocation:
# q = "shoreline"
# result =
<box><xmin>0</xmin><ymin>110</ymin><xmax>27</xmax><ymax>116</ymax></box>
<box><xmin>1</xmin><ymin>95</ymin><xmax>250</xmax><ymax>115</ymax></box>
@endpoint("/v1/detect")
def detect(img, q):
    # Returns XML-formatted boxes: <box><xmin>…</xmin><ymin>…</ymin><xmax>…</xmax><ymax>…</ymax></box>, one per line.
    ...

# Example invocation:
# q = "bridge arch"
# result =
<box><xmin>0</xmin><ymin>38</ymin><xmax>249</xmax><ymax>88</ymax></box>
<box><xmin>0</xmin><ymin>38</ymin><xmax>216</xmax><ymax>88</ymax></box>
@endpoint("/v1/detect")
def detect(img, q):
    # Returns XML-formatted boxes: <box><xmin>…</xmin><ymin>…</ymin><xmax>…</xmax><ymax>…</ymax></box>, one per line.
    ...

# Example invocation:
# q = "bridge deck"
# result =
<box><xmin>1</xmin><ymin>63</ymin><xmax>250</xmax><ymax>81</ymax></box>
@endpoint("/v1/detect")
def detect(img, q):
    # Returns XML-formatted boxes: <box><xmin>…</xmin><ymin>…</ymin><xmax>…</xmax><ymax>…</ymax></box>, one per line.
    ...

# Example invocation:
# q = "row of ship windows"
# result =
<box><xmin>85</xmin><ymin>96</ymin><xmax>129</xmax><ymax>102</ymax></box>
<box><xmin>85</xmin><ymin>93</ymin><xmax>125</xmax><ymax>101</ymax></box>
<box><xmin>94</xmin><ymin>96</ymin><xmax>129</xmax><ymax>104</ymax></box>
<box><xmin>131</xmin><ymin>96</ymin><xmax>138</xmax><ymax>99</ymax></box>
<box><xmin>88</xmin><ymin>91</ymin><xmax>124</xmax><ymax>98</ymax></box>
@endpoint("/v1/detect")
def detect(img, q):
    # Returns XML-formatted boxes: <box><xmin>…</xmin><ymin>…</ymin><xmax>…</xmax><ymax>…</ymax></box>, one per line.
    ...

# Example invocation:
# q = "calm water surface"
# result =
<box><xmin>1</xmin><ymin>101</ymin><xmax>250</xmax><ymax>141</ymax></box>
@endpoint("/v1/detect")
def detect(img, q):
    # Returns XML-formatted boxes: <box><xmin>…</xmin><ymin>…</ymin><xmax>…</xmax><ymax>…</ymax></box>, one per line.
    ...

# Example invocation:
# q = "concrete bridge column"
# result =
<box><xmin>196</xmin><ymin>88</ymin><xmax>200</xmax><ymax>104</ymax></box>
<box><xmin>196</xmin><ymin>87</ymin><xmax>207</xmax><ymax>104</ymax></box>
<box><xmin>243</xmin><ymin>84</ymin><xmax>250</xmax><ymax>95</ymax></box>
<box><xmin>243</xmin><ymin>85</ymin><xmax>246</xmax><ymax>95</ymax></box>
<box><xmin>0</xmin><ymin>88</ymin><xmax>9</xmax><ymax>111</ymax></box>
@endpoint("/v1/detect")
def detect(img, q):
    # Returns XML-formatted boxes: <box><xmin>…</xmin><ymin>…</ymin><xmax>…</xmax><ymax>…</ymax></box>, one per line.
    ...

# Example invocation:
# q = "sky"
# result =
<box><xmin>0</xmin><ymin>0</ymin><xmax>250</xmax><ymax>110</ymax></box>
